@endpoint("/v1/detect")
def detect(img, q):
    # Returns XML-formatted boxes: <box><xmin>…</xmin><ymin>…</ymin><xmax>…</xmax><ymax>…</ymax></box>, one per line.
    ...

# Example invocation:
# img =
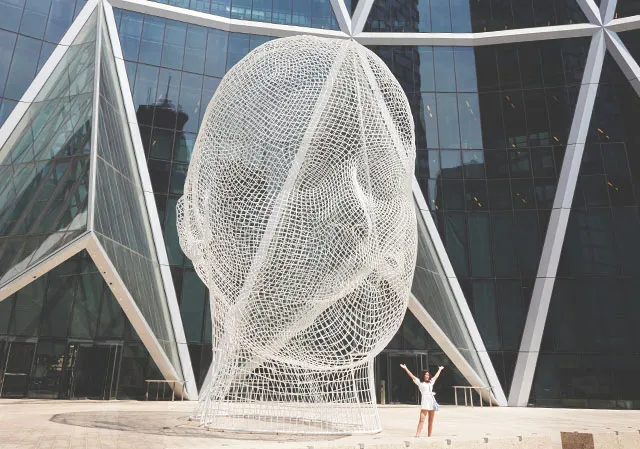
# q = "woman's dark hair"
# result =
<box><xmin>422</xmin><ymin>370</ymin><xmax>430</xmax><ymax>379</ymax></box>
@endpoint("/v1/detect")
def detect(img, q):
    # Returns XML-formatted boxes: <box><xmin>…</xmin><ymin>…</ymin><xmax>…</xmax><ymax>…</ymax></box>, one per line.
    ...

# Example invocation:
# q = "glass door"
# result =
<box><xmin>69</xmin><ymin>343</ymin><xmax>122</xmax><ymax>399</ymax></box>
<box><xmin>376</xmin><ymin>351</ymin><xmax>429</xmax><ymax>405</ymax></box>
<box><xmin>0</xmin><ymin>341</ymin><xmax>35</xmax><ymax>398</ymax></box>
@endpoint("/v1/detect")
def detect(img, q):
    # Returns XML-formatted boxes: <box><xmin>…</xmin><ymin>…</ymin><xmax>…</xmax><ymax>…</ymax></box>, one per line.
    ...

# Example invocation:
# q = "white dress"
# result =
<box><xmin>413</xmin><ymin>378</ymin><xmax>436</xmax><ymax>410</ymax></box>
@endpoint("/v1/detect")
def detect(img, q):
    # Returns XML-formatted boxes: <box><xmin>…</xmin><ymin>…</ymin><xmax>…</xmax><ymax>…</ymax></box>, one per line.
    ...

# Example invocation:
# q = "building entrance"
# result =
<box><xmin>0</xmin><ymin>341</ymin><xmax>35</xmax><ymax>398</ymax></box>
<box><xmin>374</xmin><ymin>351</ymin><xmax>428</xmax><ymax>405</ymax></box>
<box><xmin>66</xmin><ymin>343</ymin><xmax>121</xmax><ymax>400</ymax></box>
<box><xmin>0</xmin><ymin>340</ymin><xmax>123</xmax><ymax>399</ymax></box>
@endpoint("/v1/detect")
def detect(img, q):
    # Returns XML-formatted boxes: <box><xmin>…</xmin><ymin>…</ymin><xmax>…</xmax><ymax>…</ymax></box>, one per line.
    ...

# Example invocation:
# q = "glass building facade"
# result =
<box><xmin>0</xmin><ymin>0</ymin><xmax>89</xmax><ymax>126</ymax></box>
<box><xmin>1</xmin><ymin>0</ymin><xmax>639</xmax><ymax>408</ymax></box>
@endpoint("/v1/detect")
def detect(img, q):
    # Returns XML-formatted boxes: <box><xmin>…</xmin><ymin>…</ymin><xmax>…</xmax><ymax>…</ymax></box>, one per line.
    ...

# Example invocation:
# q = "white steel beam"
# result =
<box><xmin>607</xmin><ymin>15</ymin><xmax>640</xmax><ymax>32</ymax></box>
<box><xmin>108</xmin><ymin>0</ymin><xmax>348</xmax><ymax>39</ymax></box>
<box><xmin>351</xmin><ymin>0</ymin><xmax>375</xmax><ymax>36</ymax></box>
<box><xmin>600</xmin><ymin>0</ymin><xmax>618</xmax><ymax>26</ymax></box>
<box><xmin>576</xmin><ymin>0</ymin><xmax>603</xmax><ymax>26</ymax></box>
<box><xmin>103</xmin><ymin>0</ymin><xmax>198</xmax><ymax>400</ymax></box>
<box><xmin>87</xmin><ymin>0</ymin><xmax>103</xmax><ymax>230</ymax></box>
<box><xmin>508</xmin><ymin>30</ymin><xmax>606</xmax><ymax>407</ymax></box>
<box><xmin>412</xmin><ymin>178</ymin><xmax>507</xmax><ymax>406</ymax></box>
<box><xmin>105</xmin><ymin>0</ymin><xmax>605</xmax><ymax>49</ymax></box>
<box><xmin>329</xmin><ymin>0</ymin><xmax>352</xmax><ymax>35</ymax></box>
<box><xmin>356</xmin><ymin>23</ymin><xmax>599</xmax><ymax>46</ymax></box>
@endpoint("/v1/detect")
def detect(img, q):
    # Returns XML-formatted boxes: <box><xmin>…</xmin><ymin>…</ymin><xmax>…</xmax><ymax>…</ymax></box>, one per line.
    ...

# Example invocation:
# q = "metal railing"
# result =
<box><xmin>452</xmin><ymin>386</ymin><xmax>494</xmax><ymax>407</ymax></box>
<box><xmin>144</xmin><ymin>379</ymin><xmax>185</xmax><ymax>401</ymax></box>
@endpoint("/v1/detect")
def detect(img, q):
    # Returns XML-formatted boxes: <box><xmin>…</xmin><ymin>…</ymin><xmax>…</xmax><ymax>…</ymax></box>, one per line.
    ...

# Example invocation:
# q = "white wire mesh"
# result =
<box><xmin>177</xmin><ymin>35</ymin><xmax>417</xmax><ymax>434</ymax></box>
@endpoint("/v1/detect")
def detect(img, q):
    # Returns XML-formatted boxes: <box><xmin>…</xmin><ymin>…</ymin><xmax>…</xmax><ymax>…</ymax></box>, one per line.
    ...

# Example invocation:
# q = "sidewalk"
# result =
<box><xmin>0</xmin><ymin>400</ymin><xmax>639</xmax><ymax>449</ymax></box>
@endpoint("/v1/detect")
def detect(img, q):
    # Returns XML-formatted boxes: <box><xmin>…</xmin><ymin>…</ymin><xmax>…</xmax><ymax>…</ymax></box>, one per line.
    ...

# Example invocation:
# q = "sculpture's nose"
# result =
<box><xmin>344</xmin><ymin>166</ymin><xmax>373</xmax><ymax>241</ymax></box>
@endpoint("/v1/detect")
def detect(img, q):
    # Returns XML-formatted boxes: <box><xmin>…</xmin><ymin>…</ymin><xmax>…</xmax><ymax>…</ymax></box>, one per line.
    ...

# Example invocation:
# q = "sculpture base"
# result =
<box><xmin>192</xmin><ymin>401</ymin><xmax>381</xmax><ymax>434</ymax></box>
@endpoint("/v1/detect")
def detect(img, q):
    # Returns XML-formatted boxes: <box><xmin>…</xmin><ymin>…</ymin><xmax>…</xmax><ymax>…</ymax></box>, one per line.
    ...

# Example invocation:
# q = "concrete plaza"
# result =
<box><xmin>0</xmin><ymin>400</ymin><xmax>639</xmax><ymax>449</ymax></box>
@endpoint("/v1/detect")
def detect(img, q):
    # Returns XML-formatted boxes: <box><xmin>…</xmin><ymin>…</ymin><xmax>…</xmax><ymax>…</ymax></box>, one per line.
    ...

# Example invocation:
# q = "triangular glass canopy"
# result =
<box><xmin>93</xmin><ymin>15</ymin><xmax>182</xmax><ymax>373</ymax></box>
<box><xmin>0</xmin><ymin>1</ymin><xmax>192</xmax><ymax>399</ymax></box>
<box><xmin>411</xmin><ymin>207</ymin><xmax>490</xmax><ymax>387</ymax></box>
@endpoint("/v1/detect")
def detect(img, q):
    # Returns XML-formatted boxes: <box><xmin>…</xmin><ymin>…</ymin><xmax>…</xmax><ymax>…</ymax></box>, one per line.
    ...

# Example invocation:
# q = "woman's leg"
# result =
<box><xmin>415</xmin><ymin>410</ymin><xmax>427</xmax><ymax>436</ymax></box>
<box><xmin>427</xmin><ymin>410</ymin><xmax>436</xmax><ymax>437</ymax></box>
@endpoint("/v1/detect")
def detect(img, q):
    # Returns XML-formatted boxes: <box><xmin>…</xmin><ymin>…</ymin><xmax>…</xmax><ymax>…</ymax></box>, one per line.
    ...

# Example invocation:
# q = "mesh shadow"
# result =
<box><xmin>49</xmin><ymin>411</ymin><xmax>346</xmax><ymax>441</ymax></box>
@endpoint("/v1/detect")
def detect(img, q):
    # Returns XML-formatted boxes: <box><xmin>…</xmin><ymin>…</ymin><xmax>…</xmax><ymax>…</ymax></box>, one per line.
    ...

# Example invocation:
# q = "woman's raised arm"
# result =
<box><xmin>431</xmin><ymin>366</ymin><xmax>444</xmax><ymax>384</ymax></box>
<box><xmin>400</xmin><ymin>363</ymin><xmax>417</xmax><ymax>382</ymax></box>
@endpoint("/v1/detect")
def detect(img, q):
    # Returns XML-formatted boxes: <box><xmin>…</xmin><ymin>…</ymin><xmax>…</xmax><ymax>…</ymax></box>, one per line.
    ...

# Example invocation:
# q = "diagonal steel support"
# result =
<box><xmin>329</xmin><ymin>0</ymin><xmax>352</xmax><ymax>35</ymax></box>
<box><xmin>576</xmin><ymin>0</ymin><xmax>603</xmax><ymax>26</ymax></box>
<box><xmin>508</xmin><ymin>30</ymin><xmax>606</xmax><ymax>407</ymax></box>
<box><xmin>600</xmin><ymin>0</ymin><xmax>618</xmax><ymax>26</ymax></box>
<box><xmin>351</xmin><ymin>0</ymin><xmax>375</xmax><ymax>36</ymax></box>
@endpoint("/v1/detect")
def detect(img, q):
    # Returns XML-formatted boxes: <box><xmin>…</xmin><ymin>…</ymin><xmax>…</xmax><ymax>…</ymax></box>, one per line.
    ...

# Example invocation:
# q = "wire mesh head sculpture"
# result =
<box><xmin>177</xmin><ymin>35</ymin><xmax>417</xmax><ymax>434</ymax></box>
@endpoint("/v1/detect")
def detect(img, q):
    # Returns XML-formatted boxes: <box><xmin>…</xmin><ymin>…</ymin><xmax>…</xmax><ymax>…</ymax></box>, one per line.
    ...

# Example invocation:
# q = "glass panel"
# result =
<box><xmin>96</xmin><ymin>287</ymin><xmax>125</xmax><ymax>339</ymax></box>
<box><xmin>117</xmin><ymin>343</ymin><xmax>159</xmax><ymax>399</ymax></box>
<box><xmin>204</xmin><ymin>29</ymin><xmax>227</xmax><ymax>78</ymax></box>
<box><xmin>0</xmin><ymin>295</ymin><xmax>13</xmax><ymax>334</ymax></box>
<box><xmin>180</xmin><ymin>268</ymin><xmax>206</xmax><ymax>343</ymax></box>
<box><xmin>1</xmin><ymin>341</ymin><xmax>34</xmax><ymax>398</ymax></box>
<box><xmin>118</xmin><ymin>11</ymin><xmax>143</xmax><ymax>62</ymax></box>
<box><xmin>10</xmin><ymin>273</ymin><xmax>45</xmax><ymax>336</ymax></box>
<box><xmin>28</xmin><ymin>340</ymin><xmax>66</xmax><ymax>398</ymax></box>
<box><xmin>226</xmin><ymin>33</ymin><xmax>249</xmax><ymax>71</ymax></box>
<box><xmin>69</xmin><ymin>261</ymin><xmax>104</xmax><ymax>339</ymax></box>
<box><xmin>3</xmin><ymin>35</ymin><xmax>42</xmax><ymax>101</ymax></box>
<box><xmin>183</xmin><ymin>24</ymin><xmax>206</xmax><ymax>74</ymax></box>
<box><xmin>161</xmin><ymin>20</ymin><xmax>186</xmax><ymax>70</ymax></box>
<box><xmin>0</xmin><ymin>0</ymin><xmax>25</xmax><ymax>33</ymax></box>
<box><xmin>0</xmin><ymin>29</ymin><xmax>18</xmax><ymax>96</ymax></box>
<box><xmin>44</xmin><ymin>0</ymin><xmax>76</xmax><ymax>43</ymax></box>
<box><xmin>39</xmin><ymin>259</ymin><xmax>80</xmax><ymax>338</ymax></box>
<box><xmin>138</xmin><ymin>16</ymin><xmax>164</xmax><ymax>66</ymax></box>
<box><xmin>472</xmin><ymin>280</ymin><xmax>499</xmax><ymax>350</ymax></box>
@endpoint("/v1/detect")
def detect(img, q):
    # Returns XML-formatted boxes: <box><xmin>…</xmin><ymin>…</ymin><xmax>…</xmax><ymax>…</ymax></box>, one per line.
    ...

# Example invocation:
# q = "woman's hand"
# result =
<box><xmin>400</xmin><ymin>363</ymin><xmax>407</xmax><ymax>369</ymax></box>
<box><xmin>438</xmin><ymin>366</ymin><xmax>444</xmax><ymax>371</ymax></box>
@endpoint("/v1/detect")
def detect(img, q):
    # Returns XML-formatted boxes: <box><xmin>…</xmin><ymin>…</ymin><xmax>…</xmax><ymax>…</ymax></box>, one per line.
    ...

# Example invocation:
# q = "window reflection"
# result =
<box><xmin>370</xmin><ymin>38</ymin><xmax>591</xmax><ymax>395</ymax></box>
<box><xmin>144</xmin><ymin>0</ymin><xmax>339</xmax><ymax>30</ymax></box>
<box><xmin>365</xmin><ymin>0</ymin><xmax>585</xmax><ymax>33</ymax></box>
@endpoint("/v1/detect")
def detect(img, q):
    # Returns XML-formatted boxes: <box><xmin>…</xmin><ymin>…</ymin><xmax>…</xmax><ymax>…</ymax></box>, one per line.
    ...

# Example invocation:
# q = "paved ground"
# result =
<box><xmin>0</xmin><ymin>399</ymin><xmax>639</xmax><ymax>449</ymax></box>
